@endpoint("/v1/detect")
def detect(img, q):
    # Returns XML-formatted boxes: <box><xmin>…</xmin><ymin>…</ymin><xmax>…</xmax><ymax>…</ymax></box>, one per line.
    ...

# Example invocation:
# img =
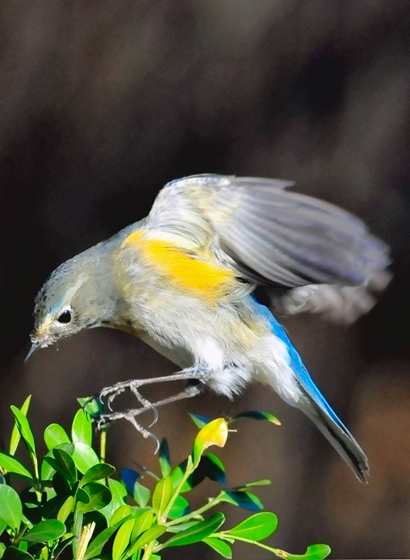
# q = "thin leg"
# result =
<box><xmin>97</xmin><ymin>363</ymin><xmax>208</xmax><ymax>412</ymax></box>
<box><xmin>96</xmin><ymin>383</ymin><xmax>204</xmax><ymax>449</ymax></box>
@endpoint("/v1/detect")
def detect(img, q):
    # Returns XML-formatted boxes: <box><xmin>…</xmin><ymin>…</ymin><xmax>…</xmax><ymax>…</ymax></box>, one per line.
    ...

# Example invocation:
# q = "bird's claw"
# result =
<box><xmin>96</xmin><ymin>408</ymin><xmax>160</xmax><ymax>451</ymax></box>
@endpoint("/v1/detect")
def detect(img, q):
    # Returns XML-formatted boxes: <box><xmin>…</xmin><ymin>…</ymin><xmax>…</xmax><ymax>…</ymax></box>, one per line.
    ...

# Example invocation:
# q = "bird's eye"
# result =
<box><xmin>57</xmin><ymin>310</ymin><xmax>72</xmax><ymax>324</ymax></box>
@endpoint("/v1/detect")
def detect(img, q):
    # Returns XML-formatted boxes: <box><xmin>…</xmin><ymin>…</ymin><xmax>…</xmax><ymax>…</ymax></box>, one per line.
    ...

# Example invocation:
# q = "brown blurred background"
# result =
<box><xmin>1</xmin><ymin>1</ymin><xmax>410</xmax><ymax>558</ymax></box>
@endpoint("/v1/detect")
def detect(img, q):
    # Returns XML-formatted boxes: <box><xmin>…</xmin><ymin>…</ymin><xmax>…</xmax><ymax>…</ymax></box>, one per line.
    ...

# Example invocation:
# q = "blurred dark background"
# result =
<box><xmin>1</xmin><ymin>1</ymin><xmax>410</xmax><ymax>558</ymax></box>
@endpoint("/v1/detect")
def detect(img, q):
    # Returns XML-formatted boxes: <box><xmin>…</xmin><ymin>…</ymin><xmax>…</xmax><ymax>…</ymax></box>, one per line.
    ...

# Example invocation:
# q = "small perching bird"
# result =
<box><xmin>28</xmin><ymin>174</ymin><xmax>391</xmax><ymax>482</ymax></box>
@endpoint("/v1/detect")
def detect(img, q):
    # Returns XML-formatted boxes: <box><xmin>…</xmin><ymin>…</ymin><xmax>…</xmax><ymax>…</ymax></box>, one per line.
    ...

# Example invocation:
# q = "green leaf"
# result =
<box><xmin>170</xmin><ymin>460</ymin><xmax>190</xmax><ymax>492</ymax></box>
<box><xmin>0</xmin><ymin>516</ymin><xmax>7</xmax><ymax>537</ymax></box>
<box><xmin>0</xmin><ymin>542</ymin><xmax>5</xmax><ymax>558</ymax></box>
<box><xmin>152</xmin><ymin>476</ymin><xmax>173</xmax><ymax>519</ymax></box>
<box><xmin>0</xmin><ymin>451</ymin><xmax>32</xmax><ymax>479</ymax></box>
<box><xmin>233</xmin><ymin>479</ymin><xmax>271</xmax><ymax>490</ymax></box>
<box><xmin>220</xmin><ymin>491</ymin><xmax>264</xmax><ymax>511</ymax></box>
<box><xmin>232</xmin><ymin>410</ymin><xmax>281</xmax><ymax>425</ymax></box>
<box><xmin>127</xmin><ymin>525</ymin><xmax>167</xmax><ymax>556</ymax></box>
<box><xmin>276</xmin><ymin>544</ymin><xmax>331</xmax><ymax>560</ymax></box>
<box><xmin>72</xmin><ymin>442</ymin><xmax>99</xmax><ymax>474</ymax></box>
<box><xmin>188</xmin><ymin>413</ymin><xmax>211</xmax><ymax>428</ymax></box>
<box><xmin>45</xmin><ymin>449</ymin><xmax>77</xmax><ymax>483</ymax></box>
<box><xmin>204</xmin><ymin>537</ymin><xmax>232</xmax><ymax>558</ymax></box>
<box><xmin>198</xmin><ymin>453</ymin><xmax>226</xmax><ymax>486</ymax></box>
<box><xmin>158</xmin><ymin>439</ymin><xmax>171</xmax><ymax>477</ymax></box>
<box><xmin>2</xmin><ymin>547</ymin><xmax>34</xmax><ymax>559</ymax></box>
<box><xmin>113</xmin><ymin>518</ymin><xmax>135</xmax><ymax>560</ymax></box>
<box><xmin>57</xmin><ymin>496</ymin><xmax>75</xmax><ymax>523</ymax></box>
<box><xmin>77</xmin><ymin>483</ymin><xmax>112</xmax><ymax>512</ymax></box>
<box><xmin>130</xmin><ymin>510</ymin><xmax>154</xmax><ymax>541</ymax></box>
<box><xmin>110</xmin><ymin>505</ymin><xmax>133</xmax><ymax>527</ymax></box>
<box><xmin>226</xmin><ymin>512</ymin><xmax>278</xmax><ymax>541</ymax></box>
<box><xmin>163</xmin><ymin>513</ymin><xmax>225</xmax><ymax>547</ymax></box>
<box><xmin>78</xmin><ymin>397</ymin><xmax>104</xmax><ymax>418</ymax></box>
<box><xmin>84</xmin><ymin>526</ymin><xmax>116</xmax><ymax>559</ymax></box>
<box><xmin>99</xmin><ymin>479</ymin><xmax>127</xmax><ymax>523</ymax></box>
<box><xmin>9</xmin><ymin>396</ymin><xmax>31</xmax><ymax>456</ymax></box>
<box><xmin>166</xmin><ymin>520</ymin><xmax>201</xmax><ymax>533</ymax></box>
<box><xmin>133</xmin><ymin>482</ymin><xmax>151</xmax><ymax>508</ymax></box>
<box><xmin>168</xmin><ymin>495</ymin><xmax>190</xmax><ymax>519</ymax></box>
<box><xmin>0</xmin><ymin>485</ymin><xmax>23</xmax><ymax>530</ymax></box>
<box><xmin>41</xmin><ymin>454</ymin><xmax>56</xmax><ymax>481</ymax></box>
<box><xmin>80</xmin><ymin>463</ymin><xmax>115</xmax><ymax>487</ymax></box>
<box><xmin>23</xmin><ymin>519</ymin><xmax>66</xmax><ymax>543</ymax></box>
<box><xmin>10</xmin><ymin>406</ymin><xmax>36</xmax><ymax>456</ymax></box>
<box><xmin>44</xmin><ymin>424</ymin><xmax>70</xmax><ymax>451</ymax></box>
<box><xmin>71</xmin><ymin>409</ymin><xmax>92</xmax><ymax>446</ymax></box>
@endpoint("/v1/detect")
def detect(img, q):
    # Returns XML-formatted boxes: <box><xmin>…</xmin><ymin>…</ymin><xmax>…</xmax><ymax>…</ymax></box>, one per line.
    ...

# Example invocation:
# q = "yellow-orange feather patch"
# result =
<box><xmin>123</xmin><ymin>230</ymin><xmax>235</xmax><ymax>300</ymax></box>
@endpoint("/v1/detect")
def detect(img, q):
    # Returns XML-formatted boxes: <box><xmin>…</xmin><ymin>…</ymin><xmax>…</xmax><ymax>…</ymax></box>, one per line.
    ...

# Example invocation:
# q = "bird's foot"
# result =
<box><xmin>95</xmin><ymin>383</ymin><xmax>204</xmax><ymax>446</ymax></box>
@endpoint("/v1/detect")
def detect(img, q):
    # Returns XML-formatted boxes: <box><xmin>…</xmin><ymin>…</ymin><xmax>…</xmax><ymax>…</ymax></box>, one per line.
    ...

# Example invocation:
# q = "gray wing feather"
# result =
<box><xmin>208</xmin><ymin>176</ymin><xmax>390</xmax><ymax>288</ymax></box>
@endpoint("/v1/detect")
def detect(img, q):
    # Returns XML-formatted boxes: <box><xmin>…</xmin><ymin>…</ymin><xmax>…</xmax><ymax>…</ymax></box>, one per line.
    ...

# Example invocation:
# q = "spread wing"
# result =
<box><xmin>147</xmin><ymin>174</ymin><xmax>390</xmax><ymax>290</ymax></box>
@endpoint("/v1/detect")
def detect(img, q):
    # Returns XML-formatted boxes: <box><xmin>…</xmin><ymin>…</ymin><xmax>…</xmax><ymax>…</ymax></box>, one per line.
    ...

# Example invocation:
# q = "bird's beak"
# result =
<box><xmin>25</xmin><ymin>344</ymin><xmax>38</xmax><ymax>363</ymax></box>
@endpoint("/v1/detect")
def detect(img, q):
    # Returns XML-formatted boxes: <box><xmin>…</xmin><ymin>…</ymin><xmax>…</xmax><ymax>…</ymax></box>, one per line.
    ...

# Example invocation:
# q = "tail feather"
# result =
<box><xmin>250</xmin><ymin>297</ymin><xmax>369</xmax><ymax>482</ymax></box>
<box><xmin>300</xmin><ymin>394</ymin><xmax>369</xmax><ymax>483</ymax></box>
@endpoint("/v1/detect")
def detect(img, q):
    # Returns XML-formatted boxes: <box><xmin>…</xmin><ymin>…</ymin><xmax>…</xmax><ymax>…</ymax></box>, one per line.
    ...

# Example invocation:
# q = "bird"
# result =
<box><xmin>27</xmin><ymin>174</ymin><xmax>391</xmax><ymax>482</ymax></box>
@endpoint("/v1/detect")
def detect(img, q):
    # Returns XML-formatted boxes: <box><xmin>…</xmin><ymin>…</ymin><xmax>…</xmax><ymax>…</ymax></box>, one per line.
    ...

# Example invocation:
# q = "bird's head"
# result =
<box><xmin>27</xmin><ymin>246</ymin><xmax>117</xmax><ymax>360</ymax></box>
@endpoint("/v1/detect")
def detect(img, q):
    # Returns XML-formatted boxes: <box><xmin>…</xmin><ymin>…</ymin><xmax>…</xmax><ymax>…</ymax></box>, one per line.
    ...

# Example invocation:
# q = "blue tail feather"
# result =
<box><xmin>250</xmin><ymin>296</ymin><xmax>369</xmax><ymax>482</ymax></box>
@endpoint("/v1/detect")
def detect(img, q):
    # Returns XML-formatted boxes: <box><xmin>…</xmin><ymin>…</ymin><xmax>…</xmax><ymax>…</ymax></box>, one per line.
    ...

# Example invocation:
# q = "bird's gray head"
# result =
<box><xmin>28</xmin><ymin>246</ymin><xmax>117</xmax><ymax>359</ymax></box>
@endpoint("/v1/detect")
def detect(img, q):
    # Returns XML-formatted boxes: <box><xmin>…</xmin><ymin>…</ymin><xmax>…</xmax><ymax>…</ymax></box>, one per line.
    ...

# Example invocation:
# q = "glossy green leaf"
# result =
<box><xmin>227</xmin><ymin>512</ymin><xmax>278</xmax><ymax>541</ymax></box>
<box><xmin>204</xmin><ymin>537</ymin><xmax>232</xmax><ymax>558</ymax></box>
<box><xmin>233</xmin><ymin>479</ymin><xmax>271</xmax><ymax>490</ymax></box>
<box><xmin>199</xmin><ymin>453</ymin><xmax>226</xmax><ymax>486</ymax></box>
<box><xmin>44</xmin><ymin>424</ymin><xmax>70</xmax><ymax>451</ymax></box>
<box><xmin>110</xmin><ymin>505</ymin><xmax>132</xmax><ymax>527</ymax></box>
<box><xmin>0</xmin><ymin>516</ymin><xmax>7</xmax><ymax>537</ymax></box>
<box><xmin>0</xmin><ymin>451</ymin><xmax>32</xmax><ymax>479</ymax></box>
<box><xmin>275</xmin><ymin>544</ymin><xmax>331</xmax><ymax>560</ymax></box>
<box><xmin>220</xmin><ymin>491</ymin><xmax>264</xmax><ymax>511</ymax></box>
<box><xmin>78</xmin><ymin>397</ymin><xmax>104</xmax><ymax>418</ymax></box>
<box><xmin>2</xmin><ymin>547</ymin><xmax>34</xmax><ymax>559</ymax></box>
<box><xmin>158</xmin><ymin>439</ymin><xmax>171</xmax><ymax>477</ymax></box>
<box><xmin>130</xmin><ymin>510</ymin><xmax>154</xmax><ymax>541</ymax></box>
<box><xmin>170</xmin><ymin>459</ymin><xmax>189</xmax><ymax>492</ymax></box>
<box><xmin>57</xmin><ymin>495</ymin><xmax>75</xmax><ymax>523</ymax></box>
<box><xmin>84</xmin><ymin>526</ymin><xmax>116</xmax><ymax>559</ymax></box>
<box><xmin>168</xmin><ymin>495</ymin><xmax>190</xmax><ymax>519</ymax></box>
<box><xmin>163</xmin><ymin>513</ymin><xmax>225</xmax><ymax>547</ymax></box>
<box><xmin>232</xmin><ymin>410</ymin><xmax>281</xmax><ymax>425</ymax></box>
<box><xmin>127</xmin><ymin>525</ymin><xmax>167</xmax><ymax>556</ymax></box>
<box><xmin>71</xmin><ymin>442</ymin><xmax>99</xmax><ymax>474</ymax></box>
<box><xmin>188</xmin><ymin>413</ymin><xmax>211</xmax><ymax>428</ymax></box>
<box><xmin>10</xmin><ymin>406</ymin><xmax>36</xmax><ymax>455</ymax></box>
<box><xmin>9</xmin><ymin>396</ymin><xmax>31</xmax><ymax>456</ymax></box>
<box><xmin>45</xmin><ymin>449</ymin><xmax>77</xmax><ymax>483</ymax></box>
<box><xmin>152</xmin><ymin>475</ymin><xmax>173</xmax><ymax>519</ymax></box>
<box><xmin>166</xmin><ymin>520</ymin><xmax>203</xmax><ymax>534</ymax></box>
<box><xmin>80</xmin><ymin>463</ymin><xmax>115</xmax><ymax>487</ymax></box>
<box><xmin>99</xmin><ymin>479</ymin><xmax>127</xmax><ymax>523</ymax></box>
<box><xmin>40</xmin><ymin>456</ymin><xmax>55</xmax><ymax>481</ymax></box>
<box><xmin>112</xmin><ymin>518</ymin><xmax>135</xmax><ymax>560</ymax></box>
<box><xmin>23</xmin><ymin>519</ymin><xmax>66</xmax><ymax>543</ymax></box>
<box><xmin>71</xmin><ymin>409</ymin><xmax>92</xmax><ymax>446</ymax></box>
<box><xmin>78</xmin><ymin>483</ymin><xmax>112</xmax><ymax>512</ymax></box>
<box><xmin>133</xmin><ymin>481</ymin><xmax>150</xmax><ymax>508</ymax></box>
<box><xmin>0</xmin><ymin>485</ymin><xmax>22</xmax><ymax>530</ymax></box>
<box><xmin>0</xmin><ymin>542</ymin><xmax>5</xmax><ymax>557</ymax></box>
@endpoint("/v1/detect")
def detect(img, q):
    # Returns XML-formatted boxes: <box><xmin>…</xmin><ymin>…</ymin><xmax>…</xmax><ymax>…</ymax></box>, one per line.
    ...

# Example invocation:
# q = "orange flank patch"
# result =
<box><xmin>123</xmin><ymin>230</ymin><xmax>236</xmax><ymax>300</ymax></box>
